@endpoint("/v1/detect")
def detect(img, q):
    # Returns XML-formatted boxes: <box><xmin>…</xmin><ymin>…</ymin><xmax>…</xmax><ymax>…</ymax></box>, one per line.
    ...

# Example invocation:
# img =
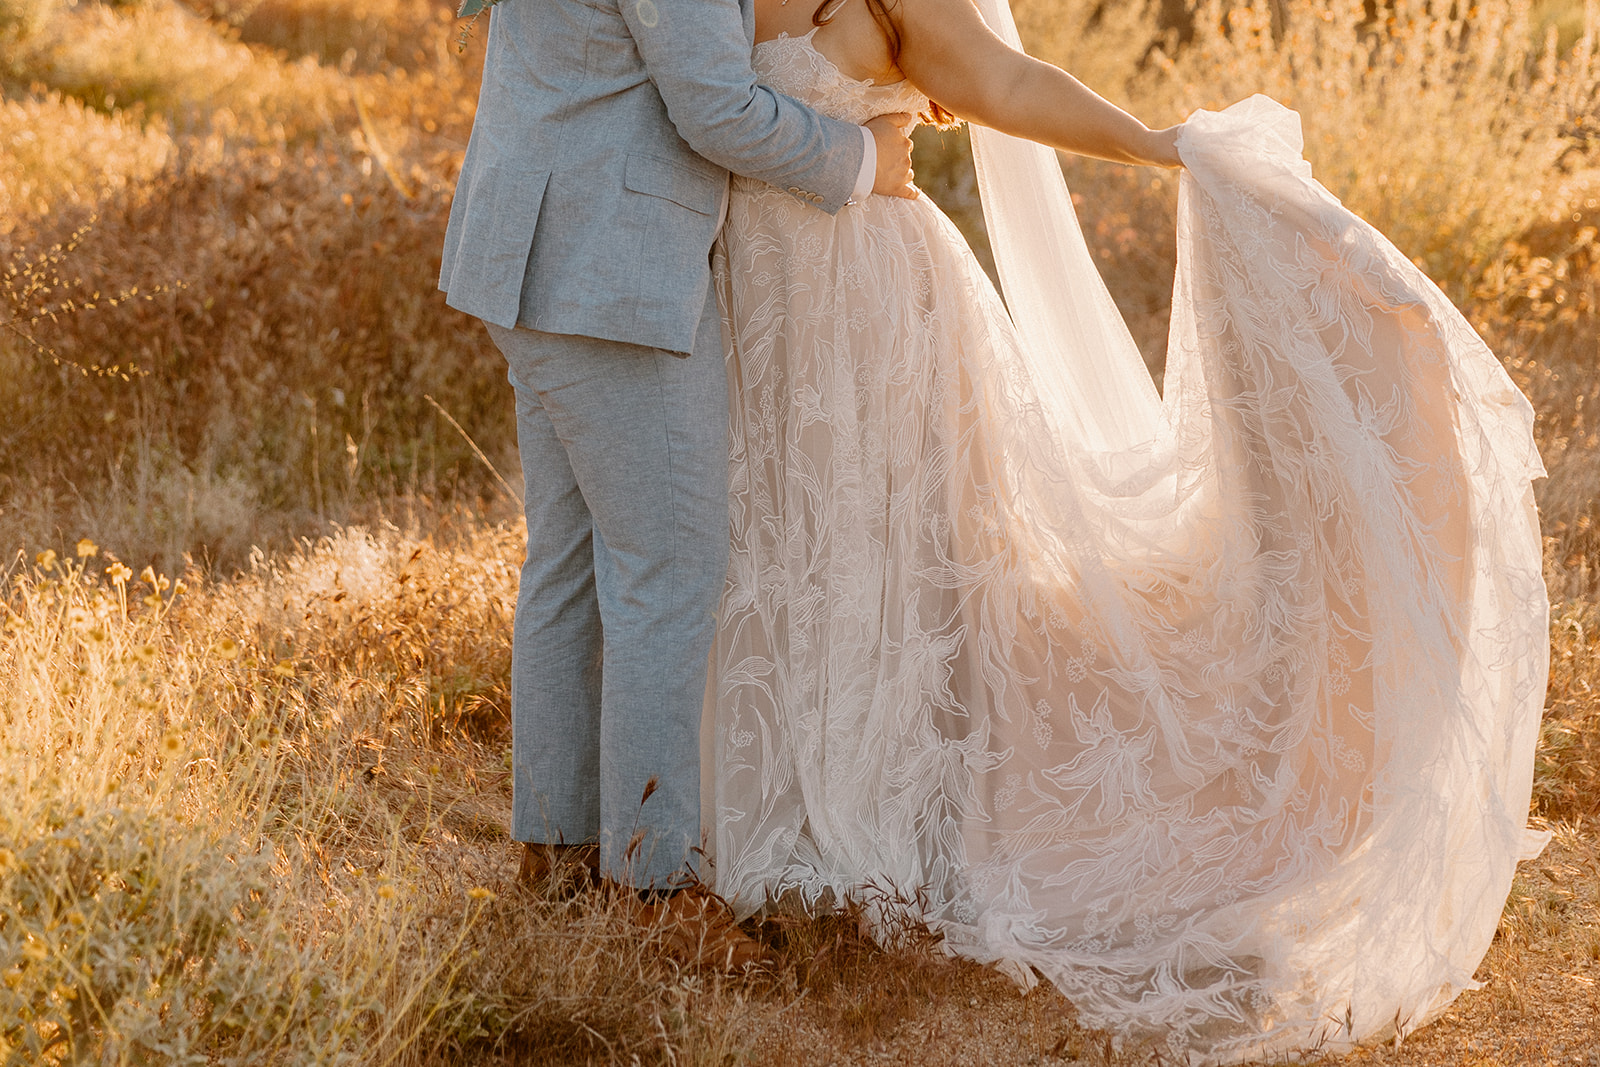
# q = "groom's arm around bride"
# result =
<box><xmin>438</xmin><ymin>0</ymin><xmax>916</xmax><ymax>899</ymax></box>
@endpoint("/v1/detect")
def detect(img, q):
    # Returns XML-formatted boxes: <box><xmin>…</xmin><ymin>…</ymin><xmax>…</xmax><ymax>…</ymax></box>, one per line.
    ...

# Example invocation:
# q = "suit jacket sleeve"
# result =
<box><xmin>620</xmin><ymin>0</ymin><xmax>865</xmax><ymax>214</ymax></box>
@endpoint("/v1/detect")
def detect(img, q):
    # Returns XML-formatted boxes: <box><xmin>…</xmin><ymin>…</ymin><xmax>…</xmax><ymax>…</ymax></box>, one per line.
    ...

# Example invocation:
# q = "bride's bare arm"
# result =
<box><xmin>892</xmin><ymin>0</ymin><xmax>1181</xmax><ymax>168</ymax></box>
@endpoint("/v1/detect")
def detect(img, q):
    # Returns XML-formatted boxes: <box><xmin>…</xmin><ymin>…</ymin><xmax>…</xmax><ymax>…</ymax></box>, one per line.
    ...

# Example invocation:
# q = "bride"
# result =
<box><xmin>705</xmin><ymin>0</ymin><xmax>1551</xmax><ymax>1061</ymax></box>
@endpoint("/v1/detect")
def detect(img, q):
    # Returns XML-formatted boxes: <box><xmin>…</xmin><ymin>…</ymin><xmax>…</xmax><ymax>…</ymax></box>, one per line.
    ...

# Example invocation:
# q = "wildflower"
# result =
<box><xmin>65</xmin><ymin>606</ymin><xmax>90</xmax><ymax>629</ymax></box>
<box><xmin>3</xmin><ymin>614</ymin><xmax>23</xmax><ymax>635</ymax></box>
<box><xmin>467</xmin><ymin>886</ymin><xmax>497</xmax><ymax>901</ymax></box>
<box><xmin>21</xmin><ymin>937</ymin><xmax>46</xmax><ymax>962</ymax></box>
<box><xmin>133</xmin><ymin>643</ymin><xmax>158</xmax><ymax>664</ymax></box>
<box><xmin>107</xmin><ymin>563</ymin><xmax>132</xmax><ymax>585</ymax></box>
<box><xmin>0</xmin><ymin>848</ymin><xmax>16</xmax><ymax>872</ymax></box>
<box><xmin>139</xmin><ymin>566</ymin><xmax>157</xmax><ymax>587</ymax></box>
<box><xmin>160</xmin><ymin>732</ymin><xmax>183</xmax><ymax>757</ymax></box>
<box><xmin>212</xmin><ymin>637</ymin><xmax>241</xmax><ymax>661</ymax></box>
<box><xmin>377</xmin><ymin>883</ymin><xmax>396</xmax><ymax>900</ymax></box>
<box><xmin>173</xmin><ymin>580</ymin><xmax>188</xmax><ymax>596</ymax></box>
<box><xmin>76</xmin><ymin>538</ymin><xmax>97</xmax><ymax>559</ymax></box>
<box><xmin>143</xmin><ymin>594</ymin><xmax>163</xmax><ymax>608</ymax></box>
<box><xmin>271</xmin><ymin>660</ymin><xmax>296</xmax><ymax>679</ymax></box>
<box><xmin>36</xmin><ymin>549</ymin><xmax>57</xmax><ymax>572</ymax></box>
<box><xmin>86</xmin><ymin>627</ymin><xmax>109</xmax><ymax>646</ymax></box>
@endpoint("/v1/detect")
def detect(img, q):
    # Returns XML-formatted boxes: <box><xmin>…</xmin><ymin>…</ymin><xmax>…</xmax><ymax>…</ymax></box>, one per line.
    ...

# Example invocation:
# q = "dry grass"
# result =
<box><xmin>1</xmin><ymin>0</ymin><xmax>1598</xmax><ymax>1063</ymax></box>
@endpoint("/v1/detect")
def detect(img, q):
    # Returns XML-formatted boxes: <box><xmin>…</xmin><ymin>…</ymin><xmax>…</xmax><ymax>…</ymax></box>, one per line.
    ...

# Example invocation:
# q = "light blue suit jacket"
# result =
<box><xmin>439</xmin><ymin>0</ymin><xmax>865</xmax><ymax>355</ymax></box>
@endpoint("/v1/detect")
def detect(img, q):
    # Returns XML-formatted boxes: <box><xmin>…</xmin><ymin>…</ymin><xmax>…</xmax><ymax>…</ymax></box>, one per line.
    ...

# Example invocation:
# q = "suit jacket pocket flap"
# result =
<box><xmin>623</xmin><ymin>153</ymin><xmax>721</xmax><ymax>216</ymax></box>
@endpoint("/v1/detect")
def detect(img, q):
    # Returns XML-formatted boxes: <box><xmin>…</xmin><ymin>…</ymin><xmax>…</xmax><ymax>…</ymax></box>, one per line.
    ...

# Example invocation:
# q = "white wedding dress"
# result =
<box><xmin>706</xmin><ymin>11</ymin><xmax>1550</xmax><ymax>1063</ymax></box>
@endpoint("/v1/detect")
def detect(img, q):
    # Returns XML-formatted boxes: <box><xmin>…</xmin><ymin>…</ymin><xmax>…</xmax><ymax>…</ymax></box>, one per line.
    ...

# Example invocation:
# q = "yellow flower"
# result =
<box><xmin>173</xmin><ymin>580</ymin><xmax>189</xmax><ymax>596</ymax></box>
<box><xmin>212</xmin><ymin>637</ymin><xmax>241</xmax><ymax>661</ymax></box>
<box><xmin>160</xmin><ymin>732</ymin><xmax>183</xmax><ymax>757</ymax></box>
<box><xmin>85</xmin><ymin>627</ymin><xmax>109</xmax><ymax>646</ymax></box>
<box><xmin>139</xmin><ymin>566</ymin><xmax>157</xmax><ymax>587</ymax></box>
<box><xmin>143</xmin><ymin>594</ymin><xmax>163</xmax><ymax>608</ymax></box>
<box><xmin>376</xmin><ymin>884</ymin><xmax>397</xmax><ymax>900</ymax></box>
<box><xmin>76</xmin><ymin>539</ymin><xmax>98</xmax><ymax>559</ymax></box>
<box><xmin>133</xmin><ymin>643</ymin><xmax>158</xmax><ymax>664</ymax></box>
<box><xmin>271</xmin><ymin>660</ymin><xmax>296</xmax><ymax>679</ymax></box>
<box><xmin>0</xmin><ymin>848</ymin><xmax>17</xmax><ymax>872</ymax></box>
<box><xmin>467</xmin><ymin>887</ymin><xmax>497</xmax><ymax>901</ymax></box>
<box><xmin>106</xmin><ymin>563</ymin><xmax>132</xmax><ymax>585</ymax></box>
<box><xmin>35</xmin><ymin>549</ymin><xmax>57</xmax><ymax>572</ymax></box>
<box><xmin>65</xmin><ymin>606</ymin><xmax>90</xmax><ymax>629</ymax></box>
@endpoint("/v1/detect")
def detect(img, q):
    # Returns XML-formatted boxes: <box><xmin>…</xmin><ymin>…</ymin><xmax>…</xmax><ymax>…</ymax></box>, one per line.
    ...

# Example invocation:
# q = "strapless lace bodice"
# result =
<box><xmin>753</xmin><ymin>29</ymin><xmax>929</xmax><ymax>126</ymax></box>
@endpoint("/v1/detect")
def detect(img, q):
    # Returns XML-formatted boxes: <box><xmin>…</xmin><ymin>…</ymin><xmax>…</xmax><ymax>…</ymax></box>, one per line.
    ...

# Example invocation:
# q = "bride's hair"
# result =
<box><xmin>811</xmin><ymin>0</ymin><xmax>960</xmax><ymax>129</ymax></box>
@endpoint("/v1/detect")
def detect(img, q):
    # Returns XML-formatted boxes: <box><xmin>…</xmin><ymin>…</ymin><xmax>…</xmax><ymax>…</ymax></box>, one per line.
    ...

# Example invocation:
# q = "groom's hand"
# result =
<box><xmin>866</xmin><ymin>113</ymin><xmax>919</xmax><ymax>199</ymax></box>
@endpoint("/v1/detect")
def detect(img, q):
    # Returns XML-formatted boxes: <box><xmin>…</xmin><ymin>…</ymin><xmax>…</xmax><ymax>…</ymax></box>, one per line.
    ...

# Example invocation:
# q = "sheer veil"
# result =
<box><xmin>966</xmin><ymin>0</ymin><xmax>1163</xmax><ymax>468</ymax></box>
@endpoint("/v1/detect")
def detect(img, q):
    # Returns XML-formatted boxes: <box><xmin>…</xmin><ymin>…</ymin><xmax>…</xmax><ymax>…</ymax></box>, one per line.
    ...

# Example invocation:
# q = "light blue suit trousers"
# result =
<box><xmin>487</xmin><ymin>293</ymin><xmax>727</xmax><ymax>887</ymax></box>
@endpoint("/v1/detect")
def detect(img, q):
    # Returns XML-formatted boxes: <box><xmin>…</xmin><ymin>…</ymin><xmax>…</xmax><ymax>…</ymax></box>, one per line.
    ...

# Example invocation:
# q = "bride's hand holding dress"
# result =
<box><xmin>711</xmin><ymin>2</ymin><xmax>1549</xmax><ymax>1063</ymax></box>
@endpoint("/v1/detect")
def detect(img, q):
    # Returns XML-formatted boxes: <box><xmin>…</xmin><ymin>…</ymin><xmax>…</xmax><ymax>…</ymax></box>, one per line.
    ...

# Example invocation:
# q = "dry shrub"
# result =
<box><xmin>419</xmin><ymin>888</ymin><xmax>743</xmax><ymax>1065</ymax></box>
<box><xmin>0</xmin><ymin>138</ymin><xmax>509</xmax><ymax>573</ymax></box>
<box><xmin>0</xmin><ymin>541</ymin><xmax>411</xmax><ymax>1064</ymax></box>
<box><xmin>751</xmin><ymin>891</ymin><xmax>957</xmax><ymax>1043</ymax></box>
<box><xmin>1</xmin><ymin>0</ymin><xmax>497</xmax><ymax>575</ymax></box>
<box><xmin>215</xmin><ymin>522</ymin><xmax>520</xmax><ymax>737</ymax></box>
<box><xmin>0</xmin><ymin>0</ymin><xmax>64</xmax><ymax>52</ymax></box>
<box><xmin>0</xmin><ymin>93</ymin><xmax>172</xmax><ymax>231</ymax></box>
<box><xmin>1532</xmin><ymin>595</ymin><xmax>1600</xmax><ymax>822</ymax></box>
<box><xmin>26</xmin><ymin>0</ymin><xmax>352</xmax><ymax>138</ymax></box>
<box><xmin>188</xmin><ymin>0</ymin><xmax>469</xmax><ymax>77</ymax></box>
<box><xmin>0</xmin><ymin>525</ymin><xmax>778</xmax><ymax>1066</ymax></box>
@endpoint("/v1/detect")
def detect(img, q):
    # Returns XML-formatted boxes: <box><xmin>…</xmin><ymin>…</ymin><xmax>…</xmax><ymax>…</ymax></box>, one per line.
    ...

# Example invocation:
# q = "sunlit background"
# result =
<box><xmin>1</xmin><ymin>0</ymin><xmax>1596</xmax><ymax>1061</ymax></box>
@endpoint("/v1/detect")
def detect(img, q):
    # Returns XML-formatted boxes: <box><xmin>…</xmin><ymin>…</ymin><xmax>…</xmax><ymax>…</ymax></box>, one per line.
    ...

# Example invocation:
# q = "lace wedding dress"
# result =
<box><xmin>706</xmin><ymin>17</ymin><xmax>1550</xmax><ymax>1064</ymax></box>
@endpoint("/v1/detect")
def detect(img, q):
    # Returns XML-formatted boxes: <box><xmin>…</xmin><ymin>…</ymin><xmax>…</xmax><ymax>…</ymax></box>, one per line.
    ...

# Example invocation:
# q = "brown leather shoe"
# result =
<box><xmin>630</xmin><ymin>884</ymin><xmax>770</xmax><ymax>972</ymax></box>
<box><xmin>517</xmin><ymin>841</ymin><xmax>600</xmax><ymax>896</ymax></box>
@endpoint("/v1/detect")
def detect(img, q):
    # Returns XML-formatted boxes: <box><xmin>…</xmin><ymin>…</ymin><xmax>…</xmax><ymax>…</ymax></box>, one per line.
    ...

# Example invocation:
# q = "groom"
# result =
<box><xmin>440</xmin><ymin>0</ymin><xmax>916</xmax><ymax>907</ymax></box>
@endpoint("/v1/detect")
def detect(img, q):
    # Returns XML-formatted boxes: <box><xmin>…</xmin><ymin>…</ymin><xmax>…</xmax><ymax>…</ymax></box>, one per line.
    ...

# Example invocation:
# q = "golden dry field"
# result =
<box><xmin>1</xmin><ymin>0</ymin><xmax>1598</xmax><ymax>1062</ymax></box>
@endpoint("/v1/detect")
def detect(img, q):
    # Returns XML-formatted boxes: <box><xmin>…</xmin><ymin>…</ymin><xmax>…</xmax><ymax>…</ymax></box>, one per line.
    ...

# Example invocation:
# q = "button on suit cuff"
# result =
<box><xmin>849</xmin><ymin>126</ymin><xmax>876</xmax><ymax>205</ymax></box>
